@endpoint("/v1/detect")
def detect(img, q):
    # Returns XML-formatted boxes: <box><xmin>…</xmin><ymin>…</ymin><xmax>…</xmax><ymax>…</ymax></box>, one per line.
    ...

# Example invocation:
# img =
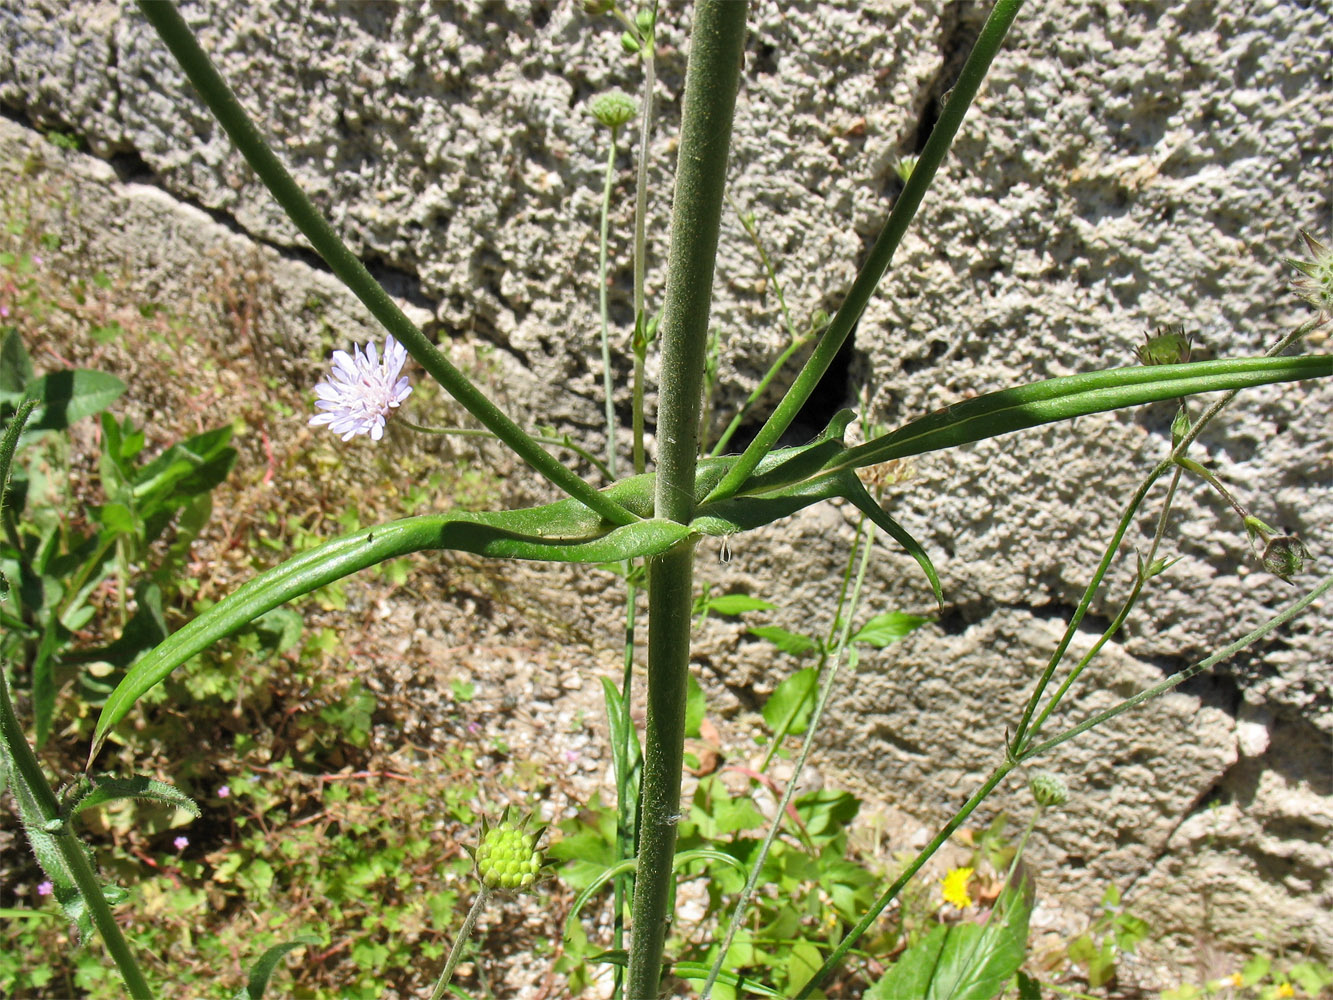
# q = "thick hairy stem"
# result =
<box><xmin>628</xmin><ymin>3</ymin><xmax>748</xmax><ymax>996</ymax></box>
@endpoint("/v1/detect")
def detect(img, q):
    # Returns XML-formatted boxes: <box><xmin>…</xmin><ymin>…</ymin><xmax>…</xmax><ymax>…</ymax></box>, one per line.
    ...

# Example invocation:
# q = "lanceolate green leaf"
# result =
<box><xmin>67</xmin><ymin>775</ymin><xmax>201</xmax><ymax>820</ymax></box>
<box><xmin>832</xmin><ymin>355</ymin><xmax>1331</xmax><ymax>472</ymax></box>
<box><xmin>90</xmin><ymin>498</ymin><xmax>686</xmax><ymax>760</ymax></box>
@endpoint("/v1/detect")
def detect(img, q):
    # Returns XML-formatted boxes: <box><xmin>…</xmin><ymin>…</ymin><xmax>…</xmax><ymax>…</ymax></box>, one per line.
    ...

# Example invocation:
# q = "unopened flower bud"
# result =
<box><xmin>1028</xmin><ymin>771</ymin><xmax>1069</xmax><ymax>808</ymax></box>
<box><xmin>590</xmin><ymin>91</ymin><xmax>636</xmax><ymax>130</ymax></box>
<box><xmin>475</xmin><ymin>815</ymin><xmax>544</xmax><ymax>891</ymax></box>
<box><xmin>895</xmin><ymin>155</ymin><xmax>919</xmax><ymax>183</ymax></box>
<box><xmin>635</xmin><ymin>8</ymin><xmax>655</xmax><ymax>35</ymax></box>
<box><xmin>580</xmin><ymin>0</ymin><xmax>615</xmax><ymax>14</ymax></box>
<box><xmin>1261</xmin><ymin>533</ymin><xmax>1311</xmax><ymax>584</ymax></box>
<box><xmin>1136</xmin><ymin>326</ymin><xmax>1192</xmax><ymax>366</ymax></box>
<box><xmin>620</xmin><ymin>30</ymin><xmax>641</xmax><ymax>55</ymax></box>
<box><xmin>1170</xmin><ymin>405</ymin><xmax>1191</xmax><ymax>448</ymax></box>
<box><xmin>1284</xmin><ymin>230</ymin><xmax>1333</xmax><ymax>315</ymax></box>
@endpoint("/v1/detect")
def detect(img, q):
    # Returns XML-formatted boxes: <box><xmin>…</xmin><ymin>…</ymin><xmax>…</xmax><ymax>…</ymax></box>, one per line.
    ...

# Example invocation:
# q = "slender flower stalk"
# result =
<box><xmin>631</xmin><ymin>19</ymin><xmax>657</xmax><ymax>476</ymax></box>
<box><xmin>429</xmin><ymin>887</ymin><xmax>490</xmax><ymax>1000</ymax></box>
<box><xmin>702</xmin><ymin>511</ymin><xmax>876</xmax><ymax>999</ymax></box>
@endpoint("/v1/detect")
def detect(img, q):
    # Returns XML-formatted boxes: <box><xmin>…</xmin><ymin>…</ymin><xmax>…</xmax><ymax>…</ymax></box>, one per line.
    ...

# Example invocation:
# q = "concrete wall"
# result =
<box><xmin>2</xmin><ymin>0</ymin><xmax>1329</xmax><ymax>971</ymax></box>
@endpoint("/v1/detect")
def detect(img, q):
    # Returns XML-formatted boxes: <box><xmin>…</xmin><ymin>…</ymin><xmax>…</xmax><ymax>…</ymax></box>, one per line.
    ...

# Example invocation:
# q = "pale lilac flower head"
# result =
<box><xmin>173</xmin><ymin>835</ymin><xmax>190</xmax><ymax>851</ymax></box>
<box><xmin>217</xmin><ymin>784</ymin><xmax>231</xmax><ymax>799</ymax></box>
<box><xmin>309</xmin><ymin>334</ymin><xmax>413</xmax><ymax>442</ymax></box>
<box><xmin>37</xmin><ymin>880</ymin><xmax>54</xmax><ymax>897</ymax></box>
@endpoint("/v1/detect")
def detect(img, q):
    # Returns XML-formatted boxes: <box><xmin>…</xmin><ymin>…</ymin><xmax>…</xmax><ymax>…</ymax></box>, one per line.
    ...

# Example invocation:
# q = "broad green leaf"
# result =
<box><xmin>749</xmin><ymin>627</ymin><xmax>819</xmax><ymax>658</ymax></box>
<box><xmin>866</xmin><ymin>923</ymin><xmax>949</xmax><ymax>998</ymax></box>
<box><xmin>704</xmin><ymin>594</ymin><xmax>778</xmax><ymax>616</ymax></box>
<box><xmin>685</xmin><ymin>672</ymin><xmax>706</xmax><ymax>738</ymax></box>
<box><xmin>786</xmin><ymin>939</ymin><xmax>823</xmax><ymax>995</ymax></box>
<box><xmin>23</xmin><ymin>369</ymin><xmax>126</xmax><ymax>430</ymax></box>
<box><xmin>0</xmin><ymin>328</ymin><xmax>34</xmax><ymax>399</ymax></box>
<box><xmin>762</xmin><ymin>667</ymin><xmax>818</xmax><ymax>736</ymax></box>
<box><xmin>88</xmin><ymin>502</ymin><xmax>136</xmax><ymax>537</ymax></box>
<box><xmin>67</xmin><ymin>774</ymin><xmax>200</xmax><ymax>819</ymax></box>
<box><xmin>869</xmin><ymin>880</ymin><xmax>1032</xmax><ymax>999</ymax></box>
<box><xmin>234</xmin><ymin>936</ymin><xmax>320</xmax><ymax>1000</ymax></box>
<box><xmin>853</xmin><ymin>611</ymin><xmax>931</xmax><ymax>648</ymax></box>
<box><xmin>796</xmin><ymin>788</ymin><xmax>861</xmax><ymax>841</ymax></box>
<box><xmin>1016</xmin><ymin>970</ymin><xmax>1043</xmax><ymax>999</ymax></box>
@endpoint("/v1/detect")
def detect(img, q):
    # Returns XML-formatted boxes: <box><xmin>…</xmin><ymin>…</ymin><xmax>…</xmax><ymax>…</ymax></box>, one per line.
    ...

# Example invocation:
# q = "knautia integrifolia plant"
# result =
<box><xmin>2</xmin><ymin>1</ymin><xmax>1331</xmax><ymax>997</ymax></box>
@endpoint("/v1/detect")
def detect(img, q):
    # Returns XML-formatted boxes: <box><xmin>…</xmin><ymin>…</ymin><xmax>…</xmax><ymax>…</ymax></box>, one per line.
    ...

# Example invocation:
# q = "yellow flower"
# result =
<box><xmin>941</xmin><ymin>867</ymin><xmax>975</xmax><ymax>909</ymax></box>
<box><xmin>1275</xmin><ymin>984</ymin><xmax>1294</xmax><ymax>999</ymax></box>
<box><xmin>1224</xmin><ymin>972</ymin><xmax>1244</xmax><ymax>987</ymax></box>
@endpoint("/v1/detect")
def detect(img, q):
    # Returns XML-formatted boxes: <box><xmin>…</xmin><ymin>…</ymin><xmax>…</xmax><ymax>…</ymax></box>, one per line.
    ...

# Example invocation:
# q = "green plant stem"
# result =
<box><xmin>0</xmin><ymin>674</ymin><xmax>154</xmax><ymax>999</ymax></box>
<box><xmin>599</xmin><ymin>129</ymin><xmax>622</xmax><ymax>480</ymax></box>
<box><xmin>709</xmin><ymin>331</ymin><xmax>814</xmax><ymax>458</ymax></box>
<box><xmin>796</xmin><ymin>760</ymin><xmax>1017</xmax><ymax>999</ymax></box>
<box><xmin>708</xmin><ymin>204</ymin><xmax>814</xmax><ymax>457</ymax></box>
<box><xmin>1010</xmin><ymin>318</ymin><xmax>1320</xmax><ymax>753</ymax></box>
<box><xmin>613</xmin><ymin>575</ymin><xmax>639</xmax><ymax>1000</ymax></box>
<box><xmin>705</xmin><ymin>0</ymin><xmax>1024</xmax><ymax>505</ymax></box>
<box><xmin>631</xmin><ymin>25</ymin><xmax>657</xmax><ymax>477</ymax></box>
<box><xmin>399</xmin><ymin>420</ymin><xmax>613</xmax><ymax>482</ymax></box>
<box><xmin>1020</xmin><ymin>466</ymin><xmax>1183</xmax><ymax>750</ymax></box>
<box><xmin>137</xmin><ymin>1</ymin><xmax>634</xmax><ymax>527</ymax></box>
<box><xmin>628</xmin><ymin>4</ymin><xmax>747</xmax><ymax>995</ymax></box>
<box><xmin>1175</xmin><ymin>456</ymin><xmax>1250</xmax><ymax>520</ymax></box>
<box><xmin>1022</xmin><ymin>570</ymin><xmax>1333</xmax><ymax>761</ymax></box>
<box><xmin>429</xmin><ymin>886</ymin><xmax>490</xmax><ymax>1000</ymax></box>
<box><xmin>702</xmin><ymin>511</ymin><xmax>876</xmax><ymax>1000</ymax></box>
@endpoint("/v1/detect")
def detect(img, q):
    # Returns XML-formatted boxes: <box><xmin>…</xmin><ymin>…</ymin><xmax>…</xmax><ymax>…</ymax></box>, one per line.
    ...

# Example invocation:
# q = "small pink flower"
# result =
<box><xmin>0</xmin><ymin>304</ymin><xmax>10</xmax><ymax>318</ymax></box>
<box><xmin>309</xmin><ymin>334</ymin><xmax>413</xmax><ymax>442</ymax></box>
<box><xmin>31</xmin><ymin>255</ymin><xmax>43</xmax><ymax>266</ymax></box>
<box><xmin>37</xmin><ymin>881</ymin><xmax>53</xmax><ymax>897</ymax></box>
<box><xmin>173</xmin><ymin>835</ymin><xmax>189</xmax><ymax>851</ymax></box>
<box><xmin>564</xmin><ymin>749</ymin><xmax>580</xmax><ymax>764</ymax></box>
<box><xmin>217</xmin><ymin>784</ymin><xmax>231</xmax><ymax>799</ymax></box>
<box><xmin>467</xmin><ymin>721</ymin><xmax>481</xmax><ymax>735</ymax></box>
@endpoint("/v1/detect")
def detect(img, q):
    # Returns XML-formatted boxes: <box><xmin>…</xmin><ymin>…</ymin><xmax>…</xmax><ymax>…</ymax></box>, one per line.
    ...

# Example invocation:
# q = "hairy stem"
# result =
<box><xmin>628</xmin><ymin>4</ymin><xmax>747</xmax><ymax>996</ymax></box>
<box><xmin>429</xmin><ymin>887</ymin><xmax>490</xmax><ymax>1000</ymax></box>
<box><xmin>0</xmin><ymin>673</ymin><xmax>153</xmax><ymax>999</ymax></box>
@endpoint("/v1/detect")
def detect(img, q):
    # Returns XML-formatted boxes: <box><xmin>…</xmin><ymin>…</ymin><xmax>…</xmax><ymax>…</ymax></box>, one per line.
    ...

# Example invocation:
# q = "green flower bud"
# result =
<box><xmin>1260</xmin><ymin>532</ymin><xmax>1310</xmax><ymax>584</ymax></box>
<box><xmin>895</xmin><ymin>155</ymin><xmax>919</xmax><ymax>183</ymax></box>
<box><xmin>620</xmin><ymin>29</ymin><xmax>641</xmax><ymax>55</ymax></box>
<box><xmin>1284</xmin><ymin>230</ymin><xmax>1333</xmax><ymax>315</ymax></box>
<box><xmin>1136</xmin><ymin>326</ymin><xmax>1192</xmax><ymax>366</ymax></box>
<box><xmin>1170</xmin><ymin>405</ymin><xmax>1191</xmax><ymax>448</ymax></box>
<box><xmin>581</xmin><ymin>0</ymin><xmax>615</xmax><ymax>14</ymax></box>
<box><xmin>590</xmin><ymin>91</ymin><xmax>637</xmax><ymax>130</ymax></box>
<box><xmin>635</xmin><ymin>7</ymin><xmax>655</xmax><ymax>35</ymax></box>
<box><xmin>474</xmin><ymin>814</ymin><xmax>544</xmax><ymax>892</ymax></box>
<box><xmin>1028</xmin><ymin>771</ymin><xmax>1069</xmax><ymax>808</ymax></box>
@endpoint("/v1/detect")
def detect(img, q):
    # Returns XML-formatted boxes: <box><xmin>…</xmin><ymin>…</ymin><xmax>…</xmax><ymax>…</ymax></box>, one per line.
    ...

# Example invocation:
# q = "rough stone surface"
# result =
<box><xmin>1</xmin><ymin>0</ymin><xmax>1329</xmax><ymax>973</ymax></box>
